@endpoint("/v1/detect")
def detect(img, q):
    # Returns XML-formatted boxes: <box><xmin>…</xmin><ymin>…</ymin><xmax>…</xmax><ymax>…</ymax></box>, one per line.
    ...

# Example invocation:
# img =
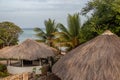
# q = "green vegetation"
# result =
<box><xmin>33</xmin><ymin>0</ymin><xmax>120</xmax><ymax>51</ymax></box>
<box><xmin>0</xmin><ymin>0</ymin><xmax>120</xmax><ymax>77</ymax></box>
<box><xmin>0</xmin><ymin>21</ymin><xmax>23</xmax><ymax>48</ymax></box>
<box><xmin>53</xmin><ymin>13</ymin><xmax>81</xmax><ymax>50</ymax></box>
<box><xmin>0</xmin><ymin>21</ymin><xmax>22</xmax><ymax>77</ymax></box>
<box><xmin>0</xmin><ymin>64</ymin><xmax>9</xmax><ymax>78</ymax></box>
<box><xmin>34</xmin><ymin>19</ymin><xmax>58</xmax><ymax>47</ymax></box>
<box><xmin>81</xmin><ymin>0</ymin><xmax>120</xmax><ymax>37</ymax></box>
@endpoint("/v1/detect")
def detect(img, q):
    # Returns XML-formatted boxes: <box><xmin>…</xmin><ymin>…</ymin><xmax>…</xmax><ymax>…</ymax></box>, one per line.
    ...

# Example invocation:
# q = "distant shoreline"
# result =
<box><xmin>21</xmin><ymin>28</ymin><xmax>34</xmax><ymax>30</ymax></box>
<box><xmin>21</xmin><ymin>28</ymin><xmax>45</xmax><ymax>30</ymax></box>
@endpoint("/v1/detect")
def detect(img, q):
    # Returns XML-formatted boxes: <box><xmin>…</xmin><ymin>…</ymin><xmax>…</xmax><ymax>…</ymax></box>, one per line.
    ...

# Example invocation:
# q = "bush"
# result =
<box><xmin>0</xmin><ymin>64</ymin><xmax>9</xmax><ymax>78</ymax></box>
<box><xmin>0</xmin><ymin>64</ymin><xmax>6</xmax><ymax>71</ymax></box>
<box><xmin>0</xmin><ymin>72</ymin><xmax>9</xmax><ymax>78</ymax></box>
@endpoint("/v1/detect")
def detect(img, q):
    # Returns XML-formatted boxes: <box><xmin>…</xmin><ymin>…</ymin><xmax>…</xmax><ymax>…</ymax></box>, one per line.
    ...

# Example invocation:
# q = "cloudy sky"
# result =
<box><xmin>0</xmin><ymin>0</ymin><xmax>89</xmax><ymax>28</ymax></box>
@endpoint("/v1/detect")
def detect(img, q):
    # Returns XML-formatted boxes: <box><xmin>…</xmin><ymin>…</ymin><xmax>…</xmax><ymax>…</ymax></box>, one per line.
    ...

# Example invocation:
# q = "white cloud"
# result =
<box><xmin>0</xmin><ymin>0</ymin><xmax>87</xmax><ymax>12</ymax></box>
<box><xmin>47</xmin><ymin>0</ymin><xmax>79</xmax><ymax>4</ymax></box>
<box><xmin>0</xmin><ymin>0</ymin><xmax>90</xmax><ymax>28</ymax></box>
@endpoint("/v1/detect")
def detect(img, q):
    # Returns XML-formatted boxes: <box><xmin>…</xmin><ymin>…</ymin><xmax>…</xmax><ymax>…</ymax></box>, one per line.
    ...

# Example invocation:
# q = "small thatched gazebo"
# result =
<box><xmin>52</xmin><ymin>30</ymin><xmax>120</xmax><ymax>80</ymax></box>
<box><xmin>0</xmin><ymin>39</ymin><xmax>56</xmax><ymax>60</ymax></box>
<box><xmin>0</xmin><ymin>39</ymin><xmax>58</xmax><ymax>74</ymax></box>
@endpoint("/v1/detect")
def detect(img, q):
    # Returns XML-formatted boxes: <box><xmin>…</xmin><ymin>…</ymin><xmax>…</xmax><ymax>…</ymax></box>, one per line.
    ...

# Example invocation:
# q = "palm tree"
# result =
<box><xmin>34</xmin><ymin>18</ymin><xmax>58</xmax><ymax>47</ymax></box>
<box><xmin>54</xmin><ymin>13</ymin><xmax>81</xmax><ymax>50</ymax></box>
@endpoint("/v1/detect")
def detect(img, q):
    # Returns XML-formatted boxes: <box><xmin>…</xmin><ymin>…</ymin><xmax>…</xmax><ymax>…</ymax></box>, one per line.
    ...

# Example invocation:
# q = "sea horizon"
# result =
<box><xmin>19</xmin><ymin>28</ymin><xmax>44</xmax><ymax>43</ymax></box>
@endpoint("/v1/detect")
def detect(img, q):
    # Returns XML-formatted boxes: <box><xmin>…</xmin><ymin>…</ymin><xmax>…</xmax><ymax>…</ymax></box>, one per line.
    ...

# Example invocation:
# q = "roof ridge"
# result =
<box><xmin>102</xmin><ymin>30</ymin><xmax>114</xmax><ymax>35</ymax></box>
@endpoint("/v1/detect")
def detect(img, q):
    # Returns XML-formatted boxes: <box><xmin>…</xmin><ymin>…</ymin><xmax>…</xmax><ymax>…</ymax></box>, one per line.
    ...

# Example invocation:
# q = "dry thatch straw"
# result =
<box><xmin>52</xmin><ymin>30</ymin><xmax>120</xmax><ymax>80</ymax></box>
<box><xmin>0</xmin><ymin>39</ymin><xmax>58</xmax><ymax>60</ymax></box>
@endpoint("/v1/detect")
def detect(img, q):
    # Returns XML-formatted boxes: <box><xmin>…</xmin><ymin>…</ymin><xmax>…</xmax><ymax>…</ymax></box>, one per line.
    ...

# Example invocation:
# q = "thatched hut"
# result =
<box><xmin>52</xmin><ymin>30</ymin><xmax>120</xmax><ymax>80</ymax></box>
<box><xmin>0</xmin><ymin>39</ymin><xmax>58</xmax><ymax>74</ymax></box>
<box><xmin>0</xmin><ymin>39</ymin><xmax>57</xmax><ymax>60</ymax></box>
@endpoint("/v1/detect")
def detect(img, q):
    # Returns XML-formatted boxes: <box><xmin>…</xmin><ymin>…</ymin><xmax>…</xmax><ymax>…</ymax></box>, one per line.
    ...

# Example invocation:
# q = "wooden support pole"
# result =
<box><xmin>7</xmin><ymin>59</ymin><xmax>11</xmax><ymax>66</ymax></box>
<box><xmin>39</xmin><ymin>58</ymin><xmax>42</xmax><ymax>66</ymax></box>
<box><xmin>21</xmin><ymin>60</ymin><xmax>23</xmax><ymax>67</ymax></box>
<box><xmin>7</xmin><ymin>59</ymin><xmax>9</xmax><ymax>66</ymax></box>
<box><xmin>10</xmin><ymin>59</ymin><xmax>11</xmax><ymax>65</ymax></box>
<box><xmin>48</xmin><ymin>57</ymin><xmax>52</xmax><ymax>67</ymax></box>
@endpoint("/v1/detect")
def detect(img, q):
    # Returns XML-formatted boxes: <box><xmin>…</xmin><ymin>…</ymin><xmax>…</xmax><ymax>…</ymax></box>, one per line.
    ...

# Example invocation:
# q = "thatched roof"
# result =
<box><xmin>0</xmin><ymin>39</ymin><xmax>58</xmax><ymax>60</ymax></box>
<box><xmin>52</xmin><ymin>30</ymin><xmax>120</xmax><ymax>80</ymax></box>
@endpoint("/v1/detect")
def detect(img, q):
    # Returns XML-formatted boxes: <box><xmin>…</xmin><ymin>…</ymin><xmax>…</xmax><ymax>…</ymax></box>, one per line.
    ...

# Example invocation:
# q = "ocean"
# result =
<box><xmin>19</xmin><ymin>28</ymin><xmax>39</xmax><ymax>43</ymax></box>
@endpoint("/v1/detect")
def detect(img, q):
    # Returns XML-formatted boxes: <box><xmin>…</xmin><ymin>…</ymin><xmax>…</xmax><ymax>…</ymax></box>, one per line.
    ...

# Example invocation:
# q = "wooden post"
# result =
<box><xmin>9</xmin><ymin>59</ymin><xmax>11</xmax><ymax>65</ymax></box>
<box><xmin>48</xmin><ymin>57</ymin><xmax>52</xmax><ymax>67</ymax></box>
<box><xmin>48</xmin><ymin>57</ymin><xmax>52</xmax><ymax>72</ymax></box>
<box><xmin>39</xmin><ymin>58</ymin><xmax>42</xmax><ymax>66</ymax></box>
<box><xmin>7</xmin><ymin>59</ymin><xmax>11</xmax><ymax>66</ymax></box>
<box><xmin>18</xmin><ymin>57</ymin><xmax>21</xmax><ymax>66</ymax></box>
<box><xmin>21</xmin><ymin>60</ymin><xmax>23</xmax><ymax>67</ymax></box>
<box><xmin>7</xmin><ymin>59</ymin><xmax>9</xmax><ymax>66</ymax></box>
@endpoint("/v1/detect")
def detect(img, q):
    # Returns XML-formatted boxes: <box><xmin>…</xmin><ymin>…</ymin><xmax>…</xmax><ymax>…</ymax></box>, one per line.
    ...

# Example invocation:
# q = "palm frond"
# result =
<box><xmin>34</xmin><ymin>27</ymin><xmax>47</xmax><ymax>39</ymax></box>
<box><xmin>44</xmin><ymin>19</ymin><xmax>57</xmax><ymax>36</ymax></box>
<box><xmin>34</xmin><ymin>27</ymin><xmax>46</xmax><ymax>35</ymax></box>
<box><xmin>67</xmin><ymin>13</ymin><xmax>81</xmax><ymax>37</ymax></box>
<box><xmin>34</xmin><ymin>27</ymin><xmax>44</xmax><ymax>33</ymax></box>
<box><xmin>52</xmin><ymin>32</ymin><xmax>71</xmax><ymax>40</ymax></box>
<box><xmin>36</xmin><ymin>32</ymin><xmax>46</xmax><ymax>38</ymax></box>
<box><xmin>54</xmin><ymin>41</ymin><xmax>73</xmax><ymax>48</ymax></box>
<box><xmin>57</xmin><ymin>23</ymin><xmax>70</xmax><ymax>36</ymax></box>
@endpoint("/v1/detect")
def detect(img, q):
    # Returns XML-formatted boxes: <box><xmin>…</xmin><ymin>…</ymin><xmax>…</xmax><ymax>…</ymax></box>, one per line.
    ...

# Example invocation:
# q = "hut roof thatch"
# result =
<box><xmin>52</xmin><ymin>30</ymin><xmax>120</xmax><ymax>80</ymax></box>
<box><xmin>0</xmin><ymin>39</ymin><xmax>58</xmax><ymax>60</ymax></box>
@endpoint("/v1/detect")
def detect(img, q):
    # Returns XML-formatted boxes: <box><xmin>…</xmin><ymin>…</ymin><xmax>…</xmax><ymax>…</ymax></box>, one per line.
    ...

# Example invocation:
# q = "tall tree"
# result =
<box><xmin>0</xmin><ymin>21</ymin><xmax>23</xmax><ymax>47</ymax></box>
<box><xmin>81</xmin><ymin>0</ymin><xmax>120</xmax><ymax>36</ymax></box>
<box><xmin>34</xmin><ymin>19</ymin><xmax>58</xmax><ymax>47</ymax></box>
<box><xmin>54</xmin><ymin>13</ymin><xmax>81</xmax><ymax>50</ymax></box>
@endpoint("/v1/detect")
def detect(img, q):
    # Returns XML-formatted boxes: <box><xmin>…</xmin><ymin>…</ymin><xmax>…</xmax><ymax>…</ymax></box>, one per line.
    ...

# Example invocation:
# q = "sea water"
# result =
<box><xmin>19</xmin><ymin>28</ymin><xmax>39</xmax><ymax>43</ymax></box>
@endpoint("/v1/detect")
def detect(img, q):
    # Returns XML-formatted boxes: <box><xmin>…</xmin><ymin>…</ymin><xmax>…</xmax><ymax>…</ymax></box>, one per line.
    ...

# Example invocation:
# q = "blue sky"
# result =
<box><xmin>0</xmin><ymin>0</ymin><xmax>90</xmax><ymax>28</ymax></box>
